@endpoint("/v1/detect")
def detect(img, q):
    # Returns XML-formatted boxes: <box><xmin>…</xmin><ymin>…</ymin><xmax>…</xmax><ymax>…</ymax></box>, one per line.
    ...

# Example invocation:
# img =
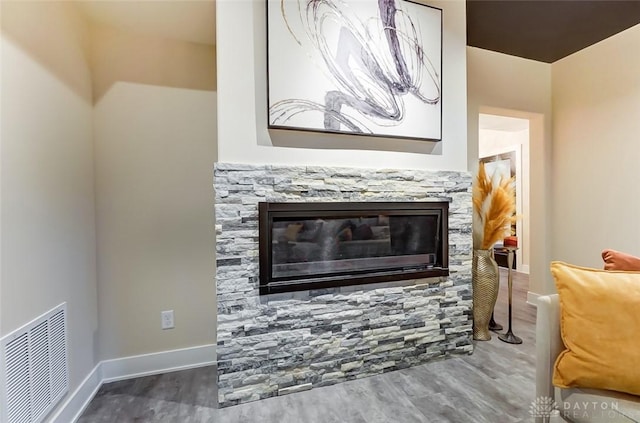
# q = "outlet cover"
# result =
<box><xmin>161</xmin><ymin>310</ymin><xmax>174</xmax><ymax>329</ymax></box>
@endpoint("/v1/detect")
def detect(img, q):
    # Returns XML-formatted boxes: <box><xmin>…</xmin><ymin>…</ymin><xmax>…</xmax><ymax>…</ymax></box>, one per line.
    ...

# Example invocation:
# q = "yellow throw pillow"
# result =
<box><xmin>550</xmin><ymin>261</ymin><xmax>640</xmax><ymax>396</ymax></box>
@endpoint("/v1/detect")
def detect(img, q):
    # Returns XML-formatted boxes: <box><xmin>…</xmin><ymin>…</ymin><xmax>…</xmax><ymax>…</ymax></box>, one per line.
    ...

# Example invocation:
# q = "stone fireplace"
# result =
<box><xmin>214</xmin><ymin>163</ymin><xmax>472</xmax><ymax>407</ymax></box>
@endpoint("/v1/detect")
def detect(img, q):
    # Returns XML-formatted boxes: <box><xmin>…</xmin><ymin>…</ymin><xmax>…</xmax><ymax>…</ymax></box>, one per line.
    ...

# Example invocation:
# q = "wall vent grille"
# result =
<box><xmin>1</xmin><ymin>304</ymin><xmax>68</xmax><ymax>423</ymax></box>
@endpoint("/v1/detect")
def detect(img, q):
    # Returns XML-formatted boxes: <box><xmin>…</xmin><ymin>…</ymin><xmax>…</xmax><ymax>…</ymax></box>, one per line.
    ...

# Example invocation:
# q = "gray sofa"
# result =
<box><xmin>536</xmin><ymin>294</ymin><xmax>640</xmax><ymax>422</ymax></box>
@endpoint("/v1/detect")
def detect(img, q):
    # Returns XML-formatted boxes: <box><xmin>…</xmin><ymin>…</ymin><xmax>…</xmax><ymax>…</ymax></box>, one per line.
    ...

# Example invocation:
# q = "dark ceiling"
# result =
<box><xmin>466</xmin><ymin>0</ymin><xmax>640</xmax><ymax>63</ymax></box>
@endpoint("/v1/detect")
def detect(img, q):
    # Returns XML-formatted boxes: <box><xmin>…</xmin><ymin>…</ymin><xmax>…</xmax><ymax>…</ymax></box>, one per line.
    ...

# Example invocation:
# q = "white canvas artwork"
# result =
<box><xmin>267</xmin><ymin>0</ymin><xmax>442</xmax><ymax>141</ymax></box>
<box><xmin>485</xmin><ymin>159</ymin><xmax>511</xmax><ymax>184</ymax></box>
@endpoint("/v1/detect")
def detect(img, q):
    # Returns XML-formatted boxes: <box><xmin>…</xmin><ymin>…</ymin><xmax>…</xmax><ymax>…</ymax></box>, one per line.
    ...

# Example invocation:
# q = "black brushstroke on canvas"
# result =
<box><xmin>270</xmin><ymin>0</ymin><xmax>440</xmax><ymax>134</ymax></box>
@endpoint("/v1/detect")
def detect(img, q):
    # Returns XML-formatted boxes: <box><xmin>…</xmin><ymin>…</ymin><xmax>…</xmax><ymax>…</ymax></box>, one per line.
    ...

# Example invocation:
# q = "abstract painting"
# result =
<box><xmin>267</xmin><ymin>0</ymin><xmax>442</xmax><ymax>141</ymax></box>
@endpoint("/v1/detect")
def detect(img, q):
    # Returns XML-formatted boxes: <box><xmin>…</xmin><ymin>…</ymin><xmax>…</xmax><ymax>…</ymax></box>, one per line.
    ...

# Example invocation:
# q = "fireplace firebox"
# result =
<box><xmin>258</xmin><ymin>202</ymin><xmax>449</xmax><ymax>295</ymax></box>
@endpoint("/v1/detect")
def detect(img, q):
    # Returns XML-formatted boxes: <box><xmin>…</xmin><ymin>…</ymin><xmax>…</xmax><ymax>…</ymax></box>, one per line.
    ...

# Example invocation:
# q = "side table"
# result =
<box><xmin>498</xmin><ymin>247</ymin><xmax>523</xmax><ymax>344</ymax></box>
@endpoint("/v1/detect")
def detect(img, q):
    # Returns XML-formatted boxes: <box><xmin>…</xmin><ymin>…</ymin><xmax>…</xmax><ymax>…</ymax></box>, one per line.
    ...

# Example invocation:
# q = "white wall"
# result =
<box><xmin>89</xmin><ymin>22</ymin><xmax>216</xmax><ymax>104</ymax></box>
<box><xmin>0</xmin><ymin>0</ymin><xmax>98</xmax><ymax>401</ymax></box>
<box><xmin>467</xmin><ymin>47</ymin><xmax>553</xmax><ymax>295</ymax></box>
<box><xmin>479</xmin><ymin>128</ymin><xmax>528</xmax><ymax>159</ymax></box>
<box><xmin>216</xmin><ymin>0</ymin><xmax>468</xmax><ymax>171</ymax></box>
<box><xmin>91</xmin><ymin>25</ymin><xmax>217</xmax><ymax>360</ymax></box>
<box><xmin>551</xmin><ymin>24</ymin><xmax>640</xmax><ymax>268</ymax></box>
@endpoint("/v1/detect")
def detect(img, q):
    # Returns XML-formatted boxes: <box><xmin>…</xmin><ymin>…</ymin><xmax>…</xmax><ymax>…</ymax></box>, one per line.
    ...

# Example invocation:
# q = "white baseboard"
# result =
<box><xmin>526</xmin><ymin>291</ymin><xmax>540</xmax><ymax>307</ymax></box>
<box><xmin>48</xmin><ymin>344</ymin><xmax>216</xmax><ymax>423</ymax></box>
<box><xmin>49</xmin><ymin>364</ymin><xmax>102</xmax><ymax>423</ymax></box>
<box><xmin>101</xmin><ymin>344</ymin><xmax>216</xmax><ymax>383</ymax></box>
<box><xmin>520</xmin><ymin>264</ymin><xmax>530</xmax><ymax>274</ymax></box>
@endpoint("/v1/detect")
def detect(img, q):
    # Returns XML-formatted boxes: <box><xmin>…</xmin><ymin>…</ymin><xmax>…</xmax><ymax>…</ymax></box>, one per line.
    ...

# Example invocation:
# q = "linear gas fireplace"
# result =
<box><xmin>258</xmin><ymin>202</ymin><xmax>449</xmax><ymax>294</ymax></box>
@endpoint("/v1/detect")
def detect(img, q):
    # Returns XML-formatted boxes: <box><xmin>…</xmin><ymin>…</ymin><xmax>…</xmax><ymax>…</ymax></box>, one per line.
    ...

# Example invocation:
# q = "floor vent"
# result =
<box><xmin>1</xmin><ymin>303</ymin><xmax>68</xmax><ymax>423</ymax></box>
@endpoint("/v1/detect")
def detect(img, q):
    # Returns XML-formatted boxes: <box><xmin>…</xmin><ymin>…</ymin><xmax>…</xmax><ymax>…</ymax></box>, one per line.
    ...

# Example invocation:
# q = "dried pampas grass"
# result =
<box><xmin>473</xmin><ymin>162</ymin><xmax>516</xmax><ymax>250</ymax></box>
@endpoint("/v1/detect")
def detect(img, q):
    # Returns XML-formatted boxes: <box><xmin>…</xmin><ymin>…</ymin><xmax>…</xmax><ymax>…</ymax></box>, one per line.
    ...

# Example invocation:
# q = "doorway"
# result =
<box><xmin>478</xmin><ymin>113</ymin><xmax>530</xmax><ymax>274</ymax></box>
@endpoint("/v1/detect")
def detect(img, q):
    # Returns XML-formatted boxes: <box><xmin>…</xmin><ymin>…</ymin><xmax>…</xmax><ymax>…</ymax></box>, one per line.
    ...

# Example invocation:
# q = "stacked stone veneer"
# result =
<box><xmin>214</xmin><ymin>163</ymin><xmax>473</xmax><ymax>407</ymax></box>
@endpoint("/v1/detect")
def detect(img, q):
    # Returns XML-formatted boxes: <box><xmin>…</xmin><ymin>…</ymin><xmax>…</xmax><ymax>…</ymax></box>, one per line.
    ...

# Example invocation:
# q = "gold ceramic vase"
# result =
<box><xmin>472</xmin><ymin>249</ymin><xmax>500</xmax><ymax>341</ymax></box>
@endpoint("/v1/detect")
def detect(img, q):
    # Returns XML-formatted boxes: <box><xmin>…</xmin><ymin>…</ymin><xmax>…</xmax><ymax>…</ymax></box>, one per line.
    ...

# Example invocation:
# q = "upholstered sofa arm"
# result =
<box><xmin>536</xmin><ymin>294</ymin><xmax>564</xmax><ymax>422</ymax></box>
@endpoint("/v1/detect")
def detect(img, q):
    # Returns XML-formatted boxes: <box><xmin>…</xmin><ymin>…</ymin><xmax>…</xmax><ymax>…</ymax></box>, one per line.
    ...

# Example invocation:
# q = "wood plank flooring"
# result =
<box><xmin>79</xmin><ymin>269</ymin><xmax>537</xmax><ymax>422</ymax></box>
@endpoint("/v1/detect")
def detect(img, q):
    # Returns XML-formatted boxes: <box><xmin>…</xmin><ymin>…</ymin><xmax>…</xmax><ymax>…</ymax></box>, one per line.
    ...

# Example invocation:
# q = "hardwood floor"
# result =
<box><xmin>79</xmin><ymin>269</ymin><xmax>537</xmax><ymax>422</ymax></box>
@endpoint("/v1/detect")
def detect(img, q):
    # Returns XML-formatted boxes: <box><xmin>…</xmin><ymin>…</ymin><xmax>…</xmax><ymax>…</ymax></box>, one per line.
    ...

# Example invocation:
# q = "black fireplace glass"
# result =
<box><xmin>259</xmin><ymin>202</ymin><xmax>449</xmax><ymax>295</ymax></box>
